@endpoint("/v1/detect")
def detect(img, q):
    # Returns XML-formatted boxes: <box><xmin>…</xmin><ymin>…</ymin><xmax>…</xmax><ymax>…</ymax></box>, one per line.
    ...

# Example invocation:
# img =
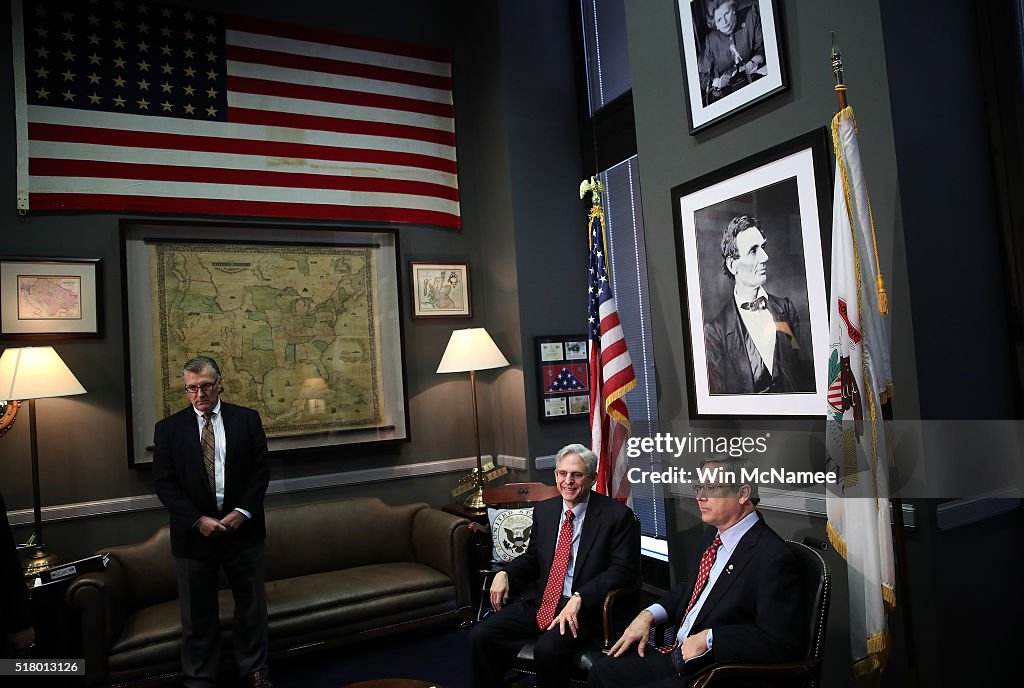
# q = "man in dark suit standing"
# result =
<box><xmin>704</xmin><ymin>215</ymin><xmax>813</xmax><ymax>394</ymax></box>
<box><xmin>588</xmin><ymin>456</ymin><xmax>801</xmax><ymax>687</ymax></box>
<box><xmin>469</xmin><ymin>443</ymin><xmax>640</xmax><ymax>688</ymax></box>
<box><xmin>153</xmin><ymin>356</ymin><xmax>271</xmax><ymax>688</ymax></box>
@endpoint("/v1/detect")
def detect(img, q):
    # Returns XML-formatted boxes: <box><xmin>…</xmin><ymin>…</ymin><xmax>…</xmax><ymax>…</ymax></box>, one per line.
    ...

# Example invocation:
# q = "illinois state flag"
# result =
<box><xmin>11</xmin><ymin>0</ymin><xmax>459</xmax><ymax>227</ymax></box>
<box><xmin>825</xmin><ymin>105</ymin><xmax>896</xmax><ymax>680</ymax></box>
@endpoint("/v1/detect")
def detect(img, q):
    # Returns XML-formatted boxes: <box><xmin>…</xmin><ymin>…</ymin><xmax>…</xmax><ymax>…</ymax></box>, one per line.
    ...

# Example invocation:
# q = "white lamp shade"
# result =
<box><xmin>0</xmin><ymin>346</ymin><xmax>87</xmax><ymax>401</ymax></box>
<box><xmin>437</xmin><ymin>328</ymin><xmax>510</xmax><ymax>374</ymax></box>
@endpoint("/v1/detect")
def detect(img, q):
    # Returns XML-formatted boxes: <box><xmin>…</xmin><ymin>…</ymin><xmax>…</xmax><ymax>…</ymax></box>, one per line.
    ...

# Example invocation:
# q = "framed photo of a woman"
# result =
<box><xmin>676</xmin><ymin>0</ymin><xmax>788</xmax><ymax>133</ymax></box>
<box><xmin>671</xmin><ymin>130</ymin><xmax>831</xmax><ymax>417</ymax></box>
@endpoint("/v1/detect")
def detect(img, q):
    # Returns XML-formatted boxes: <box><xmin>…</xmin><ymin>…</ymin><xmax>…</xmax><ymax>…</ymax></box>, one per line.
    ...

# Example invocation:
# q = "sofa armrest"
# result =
<box><xmin>66</xmin><ymin>556</ymin><xmax>128</xmax><ymax>687</ymax></box>
<box><xmin>412</xmin><ymin>508</ymin><xmax>472</xmax><ymax>608</ymax></box>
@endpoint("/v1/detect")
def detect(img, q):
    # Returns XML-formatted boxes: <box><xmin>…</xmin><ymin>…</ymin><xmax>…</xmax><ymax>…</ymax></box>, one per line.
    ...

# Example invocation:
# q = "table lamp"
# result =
<box><xmin>437</xmin><ymin>328</ymin><xmax>509</xmax><ymax>510</ymax></box>
<box><xmin>0</xmin><ymin>346</ymin><xmax>87</xmax><ymax>575</ymax></box>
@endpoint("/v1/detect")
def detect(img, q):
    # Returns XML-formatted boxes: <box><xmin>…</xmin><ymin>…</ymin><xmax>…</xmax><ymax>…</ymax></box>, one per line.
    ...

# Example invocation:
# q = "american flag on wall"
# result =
<box><xmin>11</xmin><ymin>0</ymin><xmax>460</xmax><ymax>228</ymax></box>
<box><xmin>587</xmin><ymin>204</ymin><xmax>636</xmax><ymax>505</ymax></box>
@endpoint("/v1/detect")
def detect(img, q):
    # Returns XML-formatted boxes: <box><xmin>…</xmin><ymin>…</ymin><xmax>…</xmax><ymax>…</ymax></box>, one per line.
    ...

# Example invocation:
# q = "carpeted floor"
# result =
<box><xmin>271</xmin><ymin>626</ymin><xmax>473</xmax><ymax>688</ymax></box>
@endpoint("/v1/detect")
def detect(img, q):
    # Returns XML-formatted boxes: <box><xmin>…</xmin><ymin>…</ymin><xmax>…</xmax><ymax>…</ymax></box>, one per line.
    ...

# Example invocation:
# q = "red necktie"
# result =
<box><xmin>657</xmin><ymin>534</ymin><xmax>722</xmax><ymax>653</ymax></box>
<box><xmin>536</xmin><ymin>510</ymin><xmax>575</xmax><ymax>629</ymax></box>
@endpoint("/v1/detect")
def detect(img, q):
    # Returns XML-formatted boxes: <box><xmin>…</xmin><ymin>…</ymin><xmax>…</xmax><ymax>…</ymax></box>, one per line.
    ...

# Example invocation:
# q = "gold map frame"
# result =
<box><xmin>122</xmin><ymin>222</ymin><xmax>408</xmax><ymax>466</ymax></box>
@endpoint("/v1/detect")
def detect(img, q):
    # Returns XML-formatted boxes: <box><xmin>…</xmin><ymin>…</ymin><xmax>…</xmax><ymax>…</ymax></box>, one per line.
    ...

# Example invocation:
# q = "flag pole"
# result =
<box><xmin>830</xmin><ymin>35</ymin><xmax>919</xmax><ymax>688</ymax></box>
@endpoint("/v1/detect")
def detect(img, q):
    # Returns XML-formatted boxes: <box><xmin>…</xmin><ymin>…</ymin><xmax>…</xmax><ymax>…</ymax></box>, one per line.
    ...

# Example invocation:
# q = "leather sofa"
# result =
<box><xmin>67</xmin><ymin>497</ymin><xmax>471</xmax><ymax>686</ymax></box>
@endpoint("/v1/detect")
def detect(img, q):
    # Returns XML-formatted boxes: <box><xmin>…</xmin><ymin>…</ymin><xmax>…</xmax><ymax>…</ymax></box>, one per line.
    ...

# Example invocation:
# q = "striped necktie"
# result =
<box><xmin>201</xmin><ymin>412</ymin><xmax>216</xmax><ymax>495</ymax></box>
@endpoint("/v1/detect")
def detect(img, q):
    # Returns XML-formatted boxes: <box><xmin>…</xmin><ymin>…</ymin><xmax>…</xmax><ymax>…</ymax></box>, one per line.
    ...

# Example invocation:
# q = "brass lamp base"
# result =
<box><xmin>22</xmin><ymin>547</ymin><xmax>61</xmax><ymax>577</ymax></box>
<box><xmin>463</xmin><ymin>483</ymin><xmax>486</xmax><ymax>512</ymax></box>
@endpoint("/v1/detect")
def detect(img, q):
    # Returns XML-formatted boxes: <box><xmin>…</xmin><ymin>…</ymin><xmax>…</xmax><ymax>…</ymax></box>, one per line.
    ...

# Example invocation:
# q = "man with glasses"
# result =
<box><xmin>469</xmin><ymin>443</ymin><xmax>640</xmax><ymax>688</ymax></box>
<box><xmin>589</xmin><ymin>456</ymin><xmax>801</xmax><ymax>687</ymax></box>
<box><xmin>153</xmin><ymin>356</ymin><xmax>272</xmax><ymax>688</ymax></box>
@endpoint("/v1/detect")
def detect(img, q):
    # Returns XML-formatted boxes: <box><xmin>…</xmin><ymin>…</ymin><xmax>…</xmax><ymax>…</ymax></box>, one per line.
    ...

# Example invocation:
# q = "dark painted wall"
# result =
<box><xmin>624</xmin><ymin>0</ymin><xmax>1020</xmax><ymax>686</ymax></box>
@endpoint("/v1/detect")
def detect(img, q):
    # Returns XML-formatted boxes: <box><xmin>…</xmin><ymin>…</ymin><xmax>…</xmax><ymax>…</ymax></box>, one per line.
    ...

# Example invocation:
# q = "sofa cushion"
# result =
<box><xmin>263</xmin><ymin>499</ymin><xmax>425</xmax><ymax>581</ymax></box>
<box><xmin>108</xmin><ymin>562</ymin><xmax>452</xmax><ymax>657</ymax></box>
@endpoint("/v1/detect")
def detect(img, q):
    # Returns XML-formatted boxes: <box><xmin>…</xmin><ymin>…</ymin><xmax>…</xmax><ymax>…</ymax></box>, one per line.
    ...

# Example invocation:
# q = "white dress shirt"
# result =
<box><xmin>555</xmin><ymin>494</ymin><xmax>589</xmax><ymax>598</ymax></box>
<box><xmin>735</xmin><ymin>287</ymin><xmax>776</xmax><ymax>375</ymax></box>
<box><xmin>192</xmin><ymin>401</ymin><xmax>250</xmax><ymax>519</ymax></box>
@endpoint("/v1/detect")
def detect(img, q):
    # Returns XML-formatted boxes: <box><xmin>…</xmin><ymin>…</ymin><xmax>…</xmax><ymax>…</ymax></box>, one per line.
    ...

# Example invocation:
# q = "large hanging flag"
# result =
<box><xmin>585</xmin><ymin>192</ymin><xmax>636</xmax><ymax>506</ymax></box>
<box><xmin>825</xmin><ymin>104</ymin><xmax>897</xmax><ymax>680</ymax></box>
<box><xmin>10</xmin><ymin>0</ymin><xmax>459</xmax><ymax>228</ymax></box>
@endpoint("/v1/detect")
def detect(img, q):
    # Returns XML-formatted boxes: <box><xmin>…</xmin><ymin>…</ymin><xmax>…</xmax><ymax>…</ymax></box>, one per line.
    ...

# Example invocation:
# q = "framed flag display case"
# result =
<box><xmin>671</xmin><ymin>129</ymin><xmax>832</xmax><ymax>418</ymax></box>
<box><xmin>535</xmin><ymin>335</ymin><xmax>589</xmax><ymax>423</ymax></box>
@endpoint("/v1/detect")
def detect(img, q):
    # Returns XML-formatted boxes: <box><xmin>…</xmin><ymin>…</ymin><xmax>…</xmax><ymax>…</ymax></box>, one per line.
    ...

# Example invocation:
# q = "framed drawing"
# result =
<box><xmin>671</xmin><ymin>129</ymin><xmax>831</xmax><ymax>417</ymax></box>
<box><xmin>676</xmin><ymin>0</ymin><xmax>788</xmax><ymax>133</ymax></box>
<box><xmin>0</xmin><ymin>257</ymin><xmax>101</xmax><ymax>337</ymax></box>
<box><xmin>121</xmin><ymin>221</ymin><xmax>409</xmax><ymax>466</ymax></box>
<box><xmin>409</xmin><ymin>262</ymin><xmax>471</xmax><ymax>318</ymax></box>
<box><xmin>535</xmin><ymin>335</ymin><xmax>589</xmax><ymax>423</ymax></box>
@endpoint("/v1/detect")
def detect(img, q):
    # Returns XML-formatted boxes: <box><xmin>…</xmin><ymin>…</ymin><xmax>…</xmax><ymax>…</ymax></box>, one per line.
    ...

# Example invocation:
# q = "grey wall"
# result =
<box><xmin>0</xmin><ymin>0</ymin><xmax>544</xmax><ymax>559</ymax></box>
<box><xmin>624</xmin><ymin>0</ymin><xmax>1020</xmax><ymax>686</ymax></box>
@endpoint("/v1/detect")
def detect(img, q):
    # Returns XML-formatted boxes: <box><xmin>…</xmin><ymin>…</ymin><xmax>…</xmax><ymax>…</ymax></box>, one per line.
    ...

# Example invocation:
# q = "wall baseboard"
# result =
<box><xmin>6</xmin><ymin>454</ymin><xmax>530</xmax><ymax>527</ymax></box>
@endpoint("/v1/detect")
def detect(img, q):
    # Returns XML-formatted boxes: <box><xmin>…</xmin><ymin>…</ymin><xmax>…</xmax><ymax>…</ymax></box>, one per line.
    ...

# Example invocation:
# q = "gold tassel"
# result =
<box><xmin>876</xmin><ymin>274</ymin><xmax>889</xmax><ymax>316</ymax></box>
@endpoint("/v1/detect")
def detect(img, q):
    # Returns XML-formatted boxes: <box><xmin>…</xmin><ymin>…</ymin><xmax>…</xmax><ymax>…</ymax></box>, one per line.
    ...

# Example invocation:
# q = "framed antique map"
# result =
<box><xmin>122</xmin><ymin>222</ymin><xmax>408</xmax><ymax>466</ymax></box>
<box><xmin>0</xmin><ymin>257</ymin><xmax>101</xmax><ymax>337</ymax></box>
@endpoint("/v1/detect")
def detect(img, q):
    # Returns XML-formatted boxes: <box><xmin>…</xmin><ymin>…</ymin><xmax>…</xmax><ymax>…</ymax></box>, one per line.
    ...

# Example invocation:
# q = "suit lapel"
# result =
<box><xmin>572</xmin><ymin>493</ymin><xmax>602</xmax><ymax>577</ymax></box>
<box><xmin>693</xmin><ymin>518</ymin><xmax>764</xmax><ymax>627</ymax></box>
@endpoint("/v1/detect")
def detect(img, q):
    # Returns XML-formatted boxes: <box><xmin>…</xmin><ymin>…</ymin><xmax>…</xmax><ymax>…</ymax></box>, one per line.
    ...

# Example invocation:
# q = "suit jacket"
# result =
<box><xmin>704</xmin><ymin>293</ymin><xmax>813</xmax><ymax>395</ymax></box>
<box><xmin>659</xmin><ymin>514</ymin><xmax>802</xmax><ymax>673</ymax></box>
<box><xmin>153</xmin><ymin>402</ymin><xmax>270</xmax><ymax>559</ymax></box>
<box><xmin>502</xmin><ymin>491</ymin><xmax>639</xmax><ymax>620</ymax></box>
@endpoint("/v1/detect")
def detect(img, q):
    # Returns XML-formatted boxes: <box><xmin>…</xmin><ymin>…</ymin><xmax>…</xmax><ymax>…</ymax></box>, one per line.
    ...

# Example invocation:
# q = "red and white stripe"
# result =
<box><xmin>14</xmin><ymin>9</ymin><xmax>459</xmax><ymax>228</ymax></box>
<box><xmin>590</xmin><ymin>292</ymin><xmax>636</xmax><ymax>505</ymax></box>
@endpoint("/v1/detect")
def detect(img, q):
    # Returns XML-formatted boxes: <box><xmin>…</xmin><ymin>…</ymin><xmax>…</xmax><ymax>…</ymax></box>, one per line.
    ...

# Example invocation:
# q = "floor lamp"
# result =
<box><xmin>437</xmin><ymin>328</ymin><xmax>509</xmax><ymax>511</ymax></box>
<box><xmin>0</xmin><ymin>346</ymin><xmax>87</xmax><ymax>575</ymax></box>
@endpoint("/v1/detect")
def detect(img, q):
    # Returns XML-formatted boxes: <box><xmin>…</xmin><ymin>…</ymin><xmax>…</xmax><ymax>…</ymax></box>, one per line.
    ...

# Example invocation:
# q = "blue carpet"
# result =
<box><xmin>272</xmin><ymin>626</ymin><xmax>472</xmax><ymax>688</ymax></box>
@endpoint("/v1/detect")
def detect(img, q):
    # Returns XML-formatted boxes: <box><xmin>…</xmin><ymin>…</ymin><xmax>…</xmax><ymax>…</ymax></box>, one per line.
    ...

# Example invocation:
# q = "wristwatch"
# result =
<box><xmin>572</xmin><ymin>591</ymin><xmax>582</xmax><ymax>603</ymax></box>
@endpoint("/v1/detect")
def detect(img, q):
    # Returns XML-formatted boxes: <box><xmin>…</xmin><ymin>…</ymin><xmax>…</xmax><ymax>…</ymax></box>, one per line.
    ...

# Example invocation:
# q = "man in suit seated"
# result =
<box><xmin>153</xmin><ymin>356</ymin><xmax>272</xmax><ymax>688</ymax></box>
<box><xmin>469</xmin><ymin>443</ymin><xmax>640</xmax><ymax>688</ymax></box>
<box><xmin>704</xmin><ymin>215</ymin><xmax>814</xmax><ymax>395</ymax></box>
<box><xmin>588</xmin><ymin>456</ymin><xmax>801</xmax><ymax>687</ymax></box>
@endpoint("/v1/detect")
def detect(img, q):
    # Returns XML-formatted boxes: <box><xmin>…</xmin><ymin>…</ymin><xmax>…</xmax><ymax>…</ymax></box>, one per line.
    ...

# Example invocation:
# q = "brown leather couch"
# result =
<box><xmin>67</xmin><ymin>497</ymin><xmax>471</xmax><ymax>686</ymax></box>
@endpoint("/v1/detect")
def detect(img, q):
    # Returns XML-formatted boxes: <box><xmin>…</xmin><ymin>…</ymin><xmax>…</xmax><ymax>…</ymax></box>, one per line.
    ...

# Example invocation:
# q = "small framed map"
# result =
<box><xmin>121</xmin><ymin>222</ymin><xmax>408</xmax><ymax>466</ymax></box>
<box><xmin>409</xmin><ymin>262</ymin><xmax>471</xmax><ymax>318</ymax></box>
<box><xmin>0</xmin><ymin>257</ymin><xmax>101</xmax><ymax>337</ymax></box>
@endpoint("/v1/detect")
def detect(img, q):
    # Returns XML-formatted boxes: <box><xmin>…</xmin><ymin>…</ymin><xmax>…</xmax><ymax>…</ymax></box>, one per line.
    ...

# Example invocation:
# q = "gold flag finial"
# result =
<box><xmin>579</xmin><ymin>176</ymin><xmax>605</xmax><ymax>207</ymax></box>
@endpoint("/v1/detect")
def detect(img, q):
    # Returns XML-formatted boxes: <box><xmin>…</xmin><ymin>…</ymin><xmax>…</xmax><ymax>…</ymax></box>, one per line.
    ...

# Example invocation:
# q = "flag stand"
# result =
<box><xmin>830</xmin><ymin>36</ymin><xmax>919</xmax><ymax>688</ymax></box>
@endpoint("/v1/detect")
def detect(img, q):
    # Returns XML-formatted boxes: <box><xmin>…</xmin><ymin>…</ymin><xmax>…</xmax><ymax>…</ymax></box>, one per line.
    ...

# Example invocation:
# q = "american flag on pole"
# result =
<box><xmin>587</xmin><ymin>203</ymin><xmax>636</xmax><ymax>505</ymax></box>
<box><xmin>11</xmin><ymin>0</ymin><xmax>459</xmax><ymax>228</ymax></box>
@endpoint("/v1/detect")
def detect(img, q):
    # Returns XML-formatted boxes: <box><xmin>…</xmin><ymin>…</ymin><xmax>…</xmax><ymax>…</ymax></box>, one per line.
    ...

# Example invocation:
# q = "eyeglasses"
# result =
<box><xmin>184</xmin><ymin>379</ymin><xmax>220</xmax><ymax>395</ymax></box>
<box><xmin>691</xmin><ymin>483</ymin><xmax>733</xmax><ymax>497</ymax></box>
<box><xmin>555</xmin><ymin>470</ymin><xmax>590</xmax><ymax>481</ymax></box>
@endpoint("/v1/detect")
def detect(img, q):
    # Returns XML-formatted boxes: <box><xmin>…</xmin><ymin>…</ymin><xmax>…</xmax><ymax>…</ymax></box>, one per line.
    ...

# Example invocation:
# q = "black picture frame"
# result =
<box><xmin>535</xmin><ymin>334</ymin><xmax>589</xmax><ymax>423</ymax></box>
<box><xmin>675</xmin><ymin>0</ymin><xmax>789</xmax><ymax>133</ymax></box>
<box><xmin>671</xmin><ymin>129</ymin><xmax>832</xmax><ymax>418</ymax></box>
